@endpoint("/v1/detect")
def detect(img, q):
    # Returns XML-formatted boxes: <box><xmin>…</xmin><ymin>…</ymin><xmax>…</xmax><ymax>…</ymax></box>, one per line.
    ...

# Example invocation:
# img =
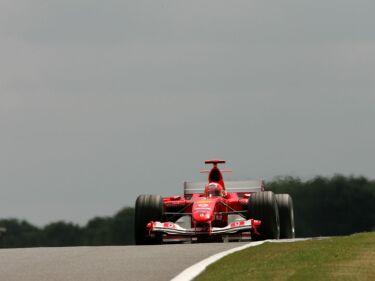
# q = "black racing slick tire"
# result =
<box><xmin>275</xmin><ymin>194</ymin><xmax>295</xmax><ymax>239</ymax></box>
<box><xmin>248</xmin><ymin>191</ymin><xmax>280</xmax><ymax>241</ymax></box>
<box><xmin>134</xmin><ymin>194</ymin><xmax>164</xmax><ymax>245</ymax></box>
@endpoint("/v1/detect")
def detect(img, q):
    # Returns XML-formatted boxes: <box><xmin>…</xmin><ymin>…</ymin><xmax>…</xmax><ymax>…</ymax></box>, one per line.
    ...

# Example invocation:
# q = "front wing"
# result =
<box><xmin>147</xmin><ymin>219</ymin><xmax>260</xmax><ymax>236</ymax></box>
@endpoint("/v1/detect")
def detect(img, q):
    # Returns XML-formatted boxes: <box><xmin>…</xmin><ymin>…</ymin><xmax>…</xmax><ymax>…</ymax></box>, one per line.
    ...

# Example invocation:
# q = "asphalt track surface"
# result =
<box><xmin>0</xmin><ymin>242</ymin><xmax>249</xmax><ymax>281</ymax></box>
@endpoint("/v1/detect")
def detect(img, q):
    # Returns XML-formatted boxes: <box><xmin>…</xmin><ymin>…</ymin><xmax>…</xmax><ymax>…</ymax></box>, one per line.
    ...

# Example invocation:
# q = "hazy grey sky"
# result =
<box><xmin>1</xmin><ymin>1</ymin><xmax>374</xmax><ymax>225</ymax></box>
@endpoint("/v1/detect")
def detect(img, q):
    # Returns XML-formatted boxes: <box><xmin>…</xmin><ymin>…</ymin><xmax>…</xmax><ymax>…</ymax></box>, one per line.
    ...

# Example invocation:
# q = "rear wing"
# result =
<box><xmin>184</xmin><ymin>180</ymin><xmax>265</xmax><ymax>196</ymax></box>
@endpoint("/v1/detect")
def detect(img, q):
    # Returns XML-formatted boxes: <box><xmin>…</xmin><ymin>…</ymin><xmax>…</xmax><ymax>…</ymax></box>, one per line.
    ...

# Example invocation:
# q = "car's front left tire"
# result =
<box><xmin>248</xmin><ymin>191</ymin><xmax>280</xmax><ymax>241</ymax></box>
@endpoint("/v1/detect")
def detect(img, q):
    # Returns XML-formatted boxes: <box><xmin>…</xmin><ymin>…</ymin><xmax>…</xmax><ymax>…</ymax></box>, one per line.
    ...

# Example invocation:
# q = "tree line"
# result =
<box><xmin>1</xmin><ymin>175</ymin><xmax>374</xmax><ymax>248</ymax></box>
<box><xmin>268</xmin><ymin>175</ymin><xmax>375</xmax><ymax>237</ymax></box>
<box><xmin>0</xmin><ymin>208</ymin><xmax>135</xmax><ymax>248</ymax></box>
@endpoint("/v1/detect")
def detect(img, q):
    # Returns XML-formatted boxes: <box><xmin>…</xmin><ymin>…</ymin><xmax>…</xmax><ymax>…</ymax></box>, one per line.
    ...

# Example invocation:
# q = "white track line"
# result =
<box><xmin>170</xmin><ymin>241</ymin><xmax>266</xmax><ymax>281</ymax></box>
<box><xmin>170</xmin><ymin>238</ymin><xmax>311</xmax><ymax>281</ymax></box>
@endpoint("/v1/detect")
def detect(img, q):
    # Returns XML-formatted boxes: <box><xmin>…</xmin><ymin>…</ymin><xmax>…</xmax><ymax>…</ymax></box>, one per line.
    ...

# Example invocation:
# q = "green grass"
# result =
<box><xmin>195</xmin><ymin>232</ymin><xmax>375</xmax><ymax>281</ymax></box>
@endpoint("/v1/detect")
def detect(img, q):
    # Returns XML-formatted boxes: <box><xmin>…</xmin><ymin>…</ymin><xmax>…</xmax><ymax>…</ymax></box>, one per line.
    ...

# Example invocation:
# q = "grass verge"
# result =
<box><xmin>195</xmin><ymin>232</ymin><xmax>375</xmax><ymax>281</ymax></box>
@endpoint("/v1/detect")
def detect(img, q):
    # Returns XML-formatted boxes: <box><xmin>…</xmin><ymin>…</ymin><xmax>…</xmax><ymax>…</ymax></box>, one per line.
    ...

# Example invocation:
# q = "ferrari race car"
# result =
<box><xmin>134</xmin><ymin>160</ymin><xmax>295</xmax><ymax>244</ymax></box>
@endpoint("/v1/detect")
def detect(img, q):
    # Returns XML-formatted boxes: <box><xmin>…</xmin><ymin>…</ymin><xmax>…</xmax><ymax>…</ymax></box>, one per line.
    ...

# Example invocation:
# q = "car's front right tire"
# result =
<box><xmin>134</xmin><ymin>194</ymin><xmax>163</xmax><ymax>245</ymax></box>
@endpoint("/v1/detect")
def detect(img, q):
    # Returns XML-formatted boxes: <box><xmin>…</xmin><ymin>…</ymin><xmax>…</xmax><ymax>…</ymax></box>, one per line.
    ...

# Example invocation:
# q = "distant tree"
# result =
<box><xmin>110</xmin><ymin>207</ymin><xmax>134</xmax><ymax>245</ymax></box>
<box><xmin>0</xmin><ymin>219</ymin><xmax>42</xmax><ymax>248</ymax></box>
<box><xmin>81</xmin><ymin>208</ymin><xmax>134</xmax><ymax>245</ymax></box>
<box><xmin>83</xmin><ymin>216</ymin><xmax>113</xmax><ymax>245</ymax></box>
<box><xmin>43</xmin><ymin>221</ymin><xmax>83</xmax><ymax>246</ymax></box>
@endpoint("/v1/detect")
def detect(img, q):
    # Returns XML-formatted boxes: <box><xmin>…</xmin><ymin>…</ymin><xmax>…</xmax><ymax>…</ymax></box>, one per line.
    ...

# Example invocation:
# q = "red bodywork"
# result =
<box><xmin>147</xmin><ymin>160</ymin><xmax>263</xmax><ymax>242</ymax></box>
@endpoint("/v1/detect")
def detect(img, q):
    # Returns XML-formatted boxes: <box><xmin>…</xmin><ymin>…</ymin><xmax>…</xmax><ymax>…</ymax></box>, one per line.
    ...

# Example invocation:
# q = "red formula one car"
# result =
<box><xmin>134</xmin><ymin>160</ymin><xmax>295</xmax><ymax>244</ymax></box>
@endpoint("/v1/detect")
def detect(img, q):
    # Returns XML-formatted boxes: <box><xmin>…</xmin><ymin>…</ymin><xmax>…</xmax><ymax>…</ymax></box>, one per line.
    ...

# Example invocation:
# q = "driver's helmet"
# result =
<box><xmin>205</xmin><ymin>183</ymin><xmax>224</xmax><ymax>197</ymax></box>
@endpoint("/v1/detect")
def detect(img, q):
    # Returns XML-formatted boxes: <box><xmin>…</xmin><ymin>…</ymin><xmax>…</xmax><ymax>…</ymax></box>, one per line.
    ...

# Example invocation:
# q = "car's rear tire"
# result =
<box><xmin>248</xmin><ymin>191</ymin><xmax>280</xmax><ymax>241</ymax></box>
<box><xmin>134</xmin><ymin>194</ymin><xmax>163</xmax><ymax>245</ymax></box>
<box><xmin>275</xmin><ymin>194</ymin><xmax>295</xmax><ymax>239</ymax></box>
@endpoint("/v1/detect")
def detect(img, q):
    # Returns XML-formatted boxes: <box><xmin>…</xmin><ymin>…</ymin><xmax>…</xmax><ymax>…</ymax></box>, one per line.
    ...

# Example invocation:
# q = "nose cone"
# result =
<box><xmin>192</xmin><ymin>199</ymin><xmax>216</xmax><ymax>222</ymax></box>
<box><xmin>193</xmin><ymin>211</ymin><xmax>212</xmax><ymax>222</ymax></box>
